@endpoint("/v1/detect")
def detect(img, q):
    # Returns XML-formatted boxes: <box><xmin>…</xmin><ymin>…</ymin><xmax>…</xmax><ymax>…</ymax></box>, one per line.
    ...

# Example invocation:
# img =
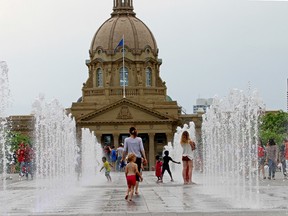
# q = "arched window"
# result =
<box><xmin>96</xmin><ymin>68</ymin><xmax>103</xmax><ymax>87</ymax></box>
<box><xmin>146</xmin><ymin>68</ymin><xmax>152</xmax><ymax>87</ymax></box>
<box><xmin>120</xmin><ymin>67</ymin><xmax>128</xmax><ymax>86</ymax></box>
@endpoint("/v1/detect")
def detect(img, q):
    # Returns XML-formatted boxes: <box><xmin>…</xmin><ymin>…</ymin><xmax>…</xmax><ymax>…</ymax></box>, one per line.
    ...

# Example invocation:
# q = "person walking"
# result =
<box><xmin>180</xmin><ymin>131</ymin><xmax>196</xmax><ymax>185</ymax></box>
<box><xmin>161</xmin><ymin>150</ymin><xmax>180</xmax><ymax>182</ymax></box>
<box><xmin>122</xmin><ymin>126</ymin><xmax>147</xmax><ymax>195</ymax></box>
<box><xmin>125</xmin><ymin>153</ymin><xmax>143</xmax><ymax>202</ymax></box>
<box><xmin>265</xmin><ymin>138</ymin><xmax>278</xmax><ymax>180</ymax></box>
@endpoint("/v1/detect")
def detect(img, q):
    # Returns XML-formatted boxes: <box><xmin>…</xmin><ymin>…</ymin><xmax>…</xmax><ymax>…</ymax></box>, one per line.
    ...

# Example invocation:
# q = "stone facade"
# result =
<box><xmin>6</xmin><ymin>115</ymin><xmax>35</xmax><ymax>138</ymax></box>
<box><xmin>69</xmin><ymin>0</ymin><xmax>202</xmax><ymax>170</ymax></box>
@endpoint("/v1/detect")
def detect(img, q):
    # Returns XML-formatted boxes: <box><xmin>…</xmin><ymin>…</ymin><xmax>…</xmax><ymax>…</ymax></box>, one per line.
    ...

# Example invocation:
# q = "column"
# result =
<box><xmin>95</xmin><ymin>133</ymin><xmax>102</xmax><ymax>145</ymax></box>
<box><xmin>113</xmin><ymin>133</ymin><xmax>119</xmax><ymax>148</ymax></box>
<box><xmin>166</xmin><ymin>133</ymin><xmax>174</xmax><ymax>145</ymax></box>
<box><xmin>75</xmin><ymin>125</ymin><xmax>82</xmax><ymax>148</ymax></box>
<box><xmin>148</xmin><ymin>133</ymin><xmax>155</xmax><ymax>171</ymax></box>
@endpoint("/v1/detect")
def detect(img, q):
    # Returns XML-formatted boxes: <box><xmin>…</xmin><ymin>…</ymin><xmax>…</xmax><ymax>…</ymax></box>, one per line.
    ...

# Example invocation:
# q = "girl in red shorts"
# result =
<box><xmin>125</xmin><ymin>153</ymin><xmax>143</xmax><ymax>201</ymax></box>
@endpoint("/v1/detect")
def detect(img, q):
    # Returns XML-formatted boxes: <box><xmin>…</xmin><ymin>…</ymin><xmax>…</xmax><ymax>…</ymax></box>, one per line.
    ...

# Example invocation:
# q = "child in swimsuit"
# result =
<box><xmin>125</xmin><ymin>153</ymin><xmax>143</xmax><ymax>201</ymax></box>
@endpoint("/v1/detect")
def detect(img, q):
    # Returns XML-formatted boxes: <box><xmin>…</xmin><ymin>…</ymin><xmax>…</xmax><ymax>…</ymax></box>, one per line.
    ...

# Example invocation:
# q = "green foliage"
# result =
<box><xmin>6</xmin><ymin>131</ymin><xmax>32</xmax><ymax>153</ymax></box>
<box><xmin>259</xmin><ymin>111</ymin><xmax>288</xmax><ymax>145</ymax></box>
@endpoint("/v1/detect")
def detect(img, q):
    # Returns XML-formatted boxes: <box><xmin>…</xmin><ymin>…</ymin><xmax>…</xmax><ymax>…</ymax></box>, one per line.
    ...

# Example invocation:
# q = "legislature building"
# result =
<box><xmin>68</xmin><ymin>0</ymin><xmax>203</xmax><ymax>169</ymax></box>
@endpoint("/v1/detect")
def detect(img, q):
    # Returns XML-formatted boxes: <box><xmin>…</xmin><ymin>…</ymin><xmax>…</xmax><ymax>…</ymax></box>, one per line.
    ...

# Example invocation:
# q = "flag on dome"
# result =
<box><xmin>114</xmin><ymin>37</ymin><xmax>124</xmax><ymax>52</ymax></box>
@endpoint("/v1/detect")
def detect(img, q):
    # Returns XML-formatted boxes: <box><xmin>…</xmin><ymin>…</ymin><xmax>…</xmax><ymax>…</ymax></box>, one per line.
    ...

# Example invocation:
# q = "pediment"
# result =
<box><xmin>79</xmin><ymin>98</ymin><xmax>175</xmax><ymax>123</ymax></box>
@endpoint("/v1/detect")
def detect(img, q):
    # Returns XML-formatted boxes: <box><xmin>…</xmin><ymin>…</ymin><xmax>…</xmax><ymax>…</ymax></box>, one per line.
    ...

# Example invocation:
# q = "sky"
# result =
<box><xmin>0</xmin><ymin>0</ymin><xmax>288</xmax><ymax>116</ymax></box>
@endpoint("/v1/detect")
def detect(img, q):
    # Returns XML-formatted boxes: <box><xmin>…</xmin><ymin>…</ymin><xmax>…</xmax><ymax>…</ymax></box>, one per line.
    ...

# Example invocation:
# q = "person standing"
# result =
<box><xmin>180</xmin><ymin>131</ymin><xmax>196</xmax><ymax>185</ymax></box>
<box><xmin>17</xmin><ymin>142</ymin><xmax>26</xmax><ymax>178</ymax></box>
<box><xmin>116</xmin><ymin>143</ymin><xmax>124</xmax><ymax>171</ymax></box>
<box><xmin>103</xmin><ymin>145</ymin><xmax>111</xmax><ymax>162</ymax></box>
<box><xmin>257</xmin><ymin>139</ymin><xmax>266</xmax><ymax>179</ymax></box>
<box><xmin>122</xmin><ymin>126</ymin><xmax>147</xmax><ymax>195</ymax></box>
<box><xmin>155</xmin><ymin>155</ymin><xmax>163</xmax><ymax>182</ymax></box>
<box><xmin>283</xmin><ymin>138</ymin><xmax>288</xmax><ymax>177</ymax></box>
<box><xmin>279</xmin><ymin>139</ymin><xmax>287</xmax><ymax>179</ymax></box>
<box><xmin>24</xmin><ymin>144</ymin><xmax>34</xmax><ymax>180</ymax></box>
<box><xmin>110</xmin><ymin>146</ymin><xmax>117</xmax><ymax>171</ymax></box>
<box><xmin>265</xmin><ymin>138</ymin><xmax>278</xmax><ymax>180</ymax></box>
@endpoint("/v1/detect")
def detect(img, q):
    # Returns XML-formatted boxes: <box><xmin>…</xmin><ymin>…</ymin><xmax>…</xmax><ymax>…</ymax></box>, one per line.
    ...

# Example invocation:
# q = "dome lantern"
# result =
<box><xmin>111</xmin><ymin>0</ymin><xmax>136</xmax><ymax>17</ymax></box>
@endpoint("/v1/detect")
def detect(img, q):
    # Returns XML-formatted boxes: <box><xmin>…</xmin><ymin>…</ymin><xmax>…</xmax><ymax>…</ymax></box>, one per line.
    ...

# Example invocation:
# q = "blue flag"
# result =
<box><xmin>114</xmin><ymin>38</ymin><xmax>124</xmax><ymax>52</ymax></box>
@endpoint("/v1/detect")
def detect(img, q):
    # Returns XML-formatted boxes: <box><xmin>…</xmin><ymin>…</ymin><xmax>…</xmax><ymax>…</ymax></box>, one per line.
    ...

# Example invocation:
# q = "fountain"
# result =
<box><xmin>164</xmin><ymin>88</ymin><xmax>264</xmax><ymax>208</ymax></box>
<box><xmin>32</xmin><ymin>96</ymin><xmax>77</xmax><ymax>182</ymax></box>
<box><xmin>32</xmin><ymin>96</ymin><xmax>78</xmax><ymax>211</ymax></box>
<box><xmin>0</xmin><ymin>60</ymin><xmax>10</xmax><ymax>191</ymax></box>
<box><xmin>202</xmin><ymin>88</ymin><xmax>264</xmax><ymax>208</ymax></box>
<box><xmin>31</xmin><ymin>95</ymin><xmax>104</xmax><ymax>212</ymax></box>
<box><xmin>81</xmin><ymin>128</ymin><xmax>103</xmax><ymax>184</ymax></box>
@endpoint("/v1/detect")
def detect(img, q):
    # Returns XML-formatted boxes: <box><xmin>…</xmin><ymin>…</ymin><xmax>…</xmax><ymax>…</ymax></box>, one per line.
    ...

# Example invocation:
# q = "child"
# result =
<box><xmin>162</xmin><ymin>150</ymin><xmax>180</xmax><ymax>182</ymax></box>
<box><xmin>155</xmin><ymin>155</ymin><xmax>163</xmax><ymax>182</ymax></box>
<box><xmin>125</xmin><ymin>153</ymin><xmax>143</xmax><ymax>202</ymax></box>
<box><xmin>100</xmin><ymin>156</ymin><xmax>113</xmax><ymax>181</ymax></box>
<box><xmin>120</xmin><ymin>158</ymin><xmax>127</xmax><ymax>171</ymax></box>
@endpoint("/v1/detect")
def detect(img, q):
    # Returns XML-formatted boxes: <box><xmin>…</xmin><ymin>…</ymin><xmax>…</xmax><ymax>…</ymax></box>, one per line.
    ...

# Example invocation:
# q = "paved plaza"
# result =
<box><xmin>1</xmin><ymin>171</ymin><xmax>288</xmax><ymax>216</ymax></box>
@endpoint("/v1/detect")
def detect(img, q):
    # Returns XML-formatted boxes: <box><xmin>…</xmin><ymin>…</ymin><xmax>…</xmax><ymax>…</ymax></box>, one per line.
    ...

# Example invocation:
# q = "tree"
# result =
<box><xmin>4</xmin><ymin>132</ymin><xmax>31</xmax><ymax>172</ymax></box>
<box><xmin>259</xmin><ymin>111</ymin><xmax>288</xmax><ymax>145</ymax></box>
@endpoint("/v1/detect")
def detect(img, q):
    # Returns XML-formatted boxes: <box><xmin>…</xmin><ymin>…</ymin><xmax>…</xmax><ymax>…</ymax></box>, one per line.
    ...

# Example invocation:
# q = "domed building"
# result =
<box><xmin>70</xmin><ymin>0</ymin><xmax>201</xmax><ymax>169</ymax></box>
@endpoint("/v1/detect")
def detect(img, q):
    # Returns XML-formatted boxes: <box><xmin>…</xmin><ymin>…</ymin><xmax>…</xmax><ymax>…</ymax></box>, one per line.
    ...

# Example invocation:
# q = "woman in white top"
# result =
<box><xmin>122</xmin><ymin>127</ymin><xmax>147</xmax><ymax>195</ymax></box>
<box><xmin>180</xmin><ymin>131</ymin><xmax>195</xmax><ymax>184</ymax></box>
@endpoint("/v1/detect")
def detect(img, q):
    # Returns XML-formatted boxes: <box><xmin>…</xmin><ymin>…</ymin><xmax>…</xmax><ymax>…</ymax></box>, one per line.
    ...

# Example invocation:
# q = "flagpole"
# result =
<box><xmin>122</xmin><ymin>35</ymin><xmax>125</xmax><ymax>98</ymax></box>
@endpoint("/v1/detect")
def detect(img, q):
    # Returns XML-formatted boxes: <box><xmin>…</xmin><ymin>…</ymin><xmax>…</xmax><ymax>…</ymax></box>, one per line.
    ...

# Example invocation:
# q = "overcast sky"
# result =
<box><xmin>0</xmin><ymin>0</ymin><xmax>288</xmax><ymax>116</ymax></box>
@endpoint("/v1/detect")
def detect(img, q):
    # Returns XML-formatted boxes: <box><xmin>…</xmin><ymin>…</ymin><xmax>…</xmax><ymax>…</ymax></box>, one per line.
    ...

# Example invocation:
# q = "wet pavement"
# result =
<box><xmin>1</xmin><ymin>171</ymin><xmax>288</xmax><ymax>216</ymax></box>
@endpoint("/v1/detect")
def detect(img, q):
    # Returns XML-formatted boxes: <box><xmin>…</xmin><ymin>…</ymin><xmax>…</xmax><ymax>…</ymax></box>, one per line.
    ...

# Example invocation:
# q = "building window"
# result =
<box><xmin>120</xmin><ymin>67</ymin><xmax>128</xmax><ymax>86</ymax></box>
<box><xmin>96</xmin><ymin>68</ymin><xmax>103</xmax><ymax>87</ymax></box>
<box><xmin>146</xmin><ymin>68</ymin><xmax>152</xmax><ymax>87</ymax></box>
<box><xmin>102</xmin><ymin>134</ymin><xmax>113</xmax><ymax>146</ymax></box>
<box><xmin>146</xmin><ymin>48</ymin><xmax>150</xmax><ymax>54</ymax></box>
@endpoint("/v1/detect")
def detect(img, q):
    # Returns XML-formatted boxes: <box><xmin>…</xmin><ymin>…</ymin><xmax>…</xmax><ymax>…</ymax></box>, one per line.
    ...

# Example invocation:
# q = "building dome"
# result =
<box><xmin>90</xmin><ymin>0</ymin><xmax>158</xmax><ymax>58</ymax></box>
